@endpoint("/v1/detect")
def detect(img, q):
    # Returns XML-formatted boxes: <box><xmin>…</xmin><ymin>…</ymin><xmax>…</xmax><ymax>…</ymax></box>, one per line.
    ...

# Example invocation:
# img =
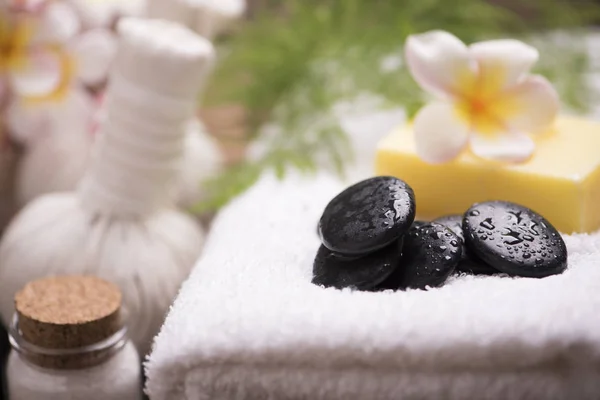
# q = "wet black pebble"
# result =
<box><xmin>319</xmin><ymin>176</ymin><xmax>416</xmax><ymax>255</ymax></box>
<box><xmin>378</xmin><ymin>222</ymin><xmax>461</xmax><ymax>290</ymax></box>
<box><xmin>411</xmin><ymin>220</ymin><xmax>428</xmax><ymax>229</ymax></box>
<box><xmin>312</xmin><ymin>240</ymin><xmax>403</xmax><ymax>290</ymax></box>
<box><xmin>433</xmin><ymin>214</ymin><xmax>499</xmax><ymax>275</ymax></box>
<box><xmin>463</xmin><ymin>201</ymin><xmax>567</xmax><ymax>278</ymax></box>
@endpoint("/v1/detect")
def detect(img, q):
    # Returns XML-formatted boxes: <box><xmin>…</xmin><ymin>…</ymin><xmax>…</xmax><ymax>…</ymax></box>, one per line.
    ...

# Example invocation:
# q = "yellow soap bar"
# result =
<box><xmin>375</xmin><ymin>116</ymin><xmax>600</xmax><ymax>234</ymax></box>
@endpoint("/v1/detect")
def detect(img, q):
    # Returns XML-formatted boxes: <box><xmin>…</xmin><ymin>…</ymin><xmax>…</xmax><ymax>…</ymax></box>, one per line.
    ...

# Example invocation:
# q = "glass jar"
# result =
<box><xmin>6</xmin><ymin>276</ymin><xmax>142</xmax><ymax>400</ymax></box>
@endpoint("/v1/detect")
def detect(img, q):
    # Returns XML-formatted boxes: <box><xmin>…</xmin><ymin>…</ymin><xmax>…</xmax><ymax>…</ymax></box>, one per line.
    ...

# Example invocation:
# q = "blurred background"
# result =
<box><xmin>200</xmin><ymin>0</ymin><xmax>600</xmax><ymax>210</ymax></box>
<box><xmin>2</xmin><ymin>0</ymin><xmax>600</xmax><ymax>219</ymax></box>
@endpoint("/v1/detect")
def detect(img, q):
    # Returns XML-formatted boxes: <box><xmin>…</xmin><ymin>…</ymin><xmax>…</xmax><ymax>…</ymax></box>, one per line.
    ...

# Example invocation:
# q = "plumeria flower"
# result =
<box><xmin>1</xmin><ymin>0</ymin><xmax>116</xmax><ymax>143</ymax></box>
<box><xmin>406</xmin><ymin>30</ymin><xmax>559</xmax><ymax>163</ymax></box>
<box><xmin>66</xmin><ymin>0</ymin><xmax>146</xmax><ymax>29</ymax></box>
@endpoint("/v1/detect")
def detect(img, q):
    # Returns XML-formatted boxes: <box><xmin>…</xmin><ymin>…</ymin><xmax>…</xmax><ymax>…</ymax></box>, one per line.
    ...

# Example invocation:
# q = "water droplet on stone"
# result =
<box><xmin>529</xmin><ymin>222</ymin><xmax>539</xmax><ymax>235</ymax></box>
<box><xmin>535</xmin><ymin>258</ymin><xmax>543</xmax><ymax>265</ymax></box>
<box><xmin>523</xmin><ymin>253</ymin><xmax>531</xmax><ymax>259</ymax></box>
<box><xmin>470</xmin><ymin>210</ymin><xmax>480</xmax><ymax>216</ymax></box>
<box><xmin>480</xmin><ymin>218</ymin><xmax>495</xmax><ymax>230</ymax></box>
<box><xmin>429</xmin><ymin>231</ymin><xmax>442</xmax><ymax>240</ymax></box>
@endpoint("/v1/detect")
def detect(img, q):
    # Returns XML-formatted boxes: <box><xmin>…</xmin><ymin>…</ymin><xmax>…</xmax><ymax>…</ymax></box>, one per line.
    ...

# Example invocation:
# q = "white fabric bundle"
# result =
<box><xmin>146</xmin><ymin>171</ymin><xmax>600</xmax><ymax>399</ymax></box>
<box><xmin>0</xmin><ymin>18</ymin><xmax>213</xmax><ymax>356</ymax></box>
<box><xmin>145</xmin><ymin>0</ymin><xmax>244</xmax><ymax>210</ymax></box>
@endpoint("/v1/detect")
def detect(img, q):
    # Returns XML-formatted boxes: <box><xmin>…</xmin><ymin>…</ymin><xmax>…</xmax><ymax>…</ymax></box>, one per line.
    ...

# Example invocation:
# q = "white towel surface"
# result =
<box><xmin>146</xmin><ymin>169</ymin><xmax>600</xmax><ymax>400</ymax></box>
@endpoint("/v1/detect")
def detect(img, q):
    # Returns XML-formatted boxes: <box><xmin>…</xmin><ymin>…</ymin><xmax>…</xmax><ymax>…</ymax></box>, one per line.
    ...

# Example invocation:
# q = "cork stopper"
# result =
<box><xmin>13</xmin><ymin>276</ymin><xmax>124</xmax><ymax>369</ymax></box>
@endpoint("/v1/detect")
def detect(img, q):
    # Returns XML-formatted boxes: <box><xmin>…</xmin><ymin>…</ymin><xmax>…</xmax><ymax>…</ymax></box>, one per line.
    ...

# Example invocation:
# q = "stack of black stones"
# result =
<box><xmin>313</xmin><ymin>176</ymin><xmax>568</xmax><ymax>291</ymax></box>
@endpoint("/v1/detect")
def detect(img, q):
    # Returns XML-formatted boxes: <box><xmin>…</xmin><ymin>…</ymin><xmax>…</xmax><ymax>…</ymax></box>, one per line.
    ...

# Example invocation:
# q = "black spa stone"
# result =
<box><xmin>312</xmin><ymin>239</ymin><xmax>403</xmax><ymax>291</ymax></box>
<box><xmin>433</xmin><ymin>214</ymin><xmax>499</xmax><ymax>275</ymax></box>
<box><xmin>318</xmin><ymin>176</ymin><xmax>416</xmax><ymax>255</ymax></box>
<box><xmin>411</xmin><ymin>220</ymin><xmax>429</xmax><ymax>229</ymax></box>
<box><xmin>378</xmin><ymin>222</ymin><xmax>462</xmax><ymax>290</ymax></box>
<box><xmin>463</xmin><ymin>201</ymin><xmax>568</xmax><ymax>278</ymax></box>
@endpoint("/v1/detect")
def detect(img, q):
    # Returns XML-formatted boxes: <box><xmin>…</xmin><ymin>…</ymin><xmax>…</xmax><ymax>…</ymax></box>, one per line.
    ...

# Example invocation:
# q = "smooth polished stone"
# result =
<box><xmin>433</xmin><ymin>214</ymin><xmax>498</xmax><ymax>275</ymax></box>
<box><xmin>378</xmin><ymin>222</ymin><xmax>461</xmax><ymax>290</ymax></box>
<box><xmin>312</xmin><ymin>239</ymin><xmax>403</xmax><ymax>291</ymax></box>
<box><xmin>463</xmin><ymin>201</ymin><xmax>568</xmax><ymax>278</ymax></box>
<box><xmin>319</xmin><ymin>176</ymin><xmax>415</xmax><ymax>255</ymax></box>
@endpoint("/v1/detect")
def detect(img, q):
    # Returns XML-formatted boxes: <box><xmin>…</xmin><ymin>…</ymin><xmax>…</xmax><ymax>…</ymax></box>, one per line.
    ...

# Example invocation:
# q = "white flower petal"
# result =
<box><xmin>5</xmin><ymin>98</ymin><xmax>50</xmax><ymax>145</ymax></box>
<box><xmin>6</xmin><ymin>0</ymin><xmax>46</xmax><ymax>12</ymax></box>
<box><xmin>502</xmin><ymin>75</ymin><xmax>559</xmax><ymax>133</ymax></box>
<box><xmin>33</xmin><ymin>1</ymin><xmax>81</xmax><ymax>44</ymax></box>
<box><xmin>67</xmin><ymin>0</ymin><xmax>145</xmax><ymax>28</ymax></box>
<box><xmin>6</xmin><ymin>86</ymin><xmax>95</xmax><ymax>145</ymax></box>
<box><xmin>52</xmin><ymin>86</ymin><xmax>96</xmax><ymax>133</ymax></box>
<box><xmin>470</xmin><ymin>131</ymin><xmax>534</xmax><ymax>163</ymax></box>
<box><xmin>90</xmin><ymin>92</ymin><xmax>106</xmax><ymax>136</ymax></box>
<box><xmin>8</xmin><ymin>49</ymin><xmax>63</xmax><ymax>98</ymax></box>
<box><xmin>405</xmin><ymin>30</ymin><xmax>475</xmax><ymax>98</ymax></box>
<box><xmin>72</xmin><ymin>29</ymin><xmax>117</xmax><ymax>86</ymax></box>
<box><xmin>469</xmin><ymin>39</ymin><xmax>539</xmax><ymax>92</ymax></box>
<box><xmin>413</xmin><ymin>102</ymin><xmax>469</xmax><ymax>163</ymax></box>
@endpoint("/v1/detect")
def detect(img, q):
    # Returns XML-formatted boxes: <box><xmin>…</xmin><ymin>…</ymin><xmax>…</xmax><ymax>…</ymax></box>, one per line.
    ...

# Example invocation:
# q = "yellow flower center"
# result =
<box><xmin>0</xmin><ymin>13</ymin><xmax>31</xmax><ymax>71</ymax></box>
<box><xmin>0</xmin><ymin>10</ymin><xmax>75</xmax><ymax>103</ymax></box>
<box><xmin>453</xmin><ymin>64</ymin><xmax>520</xmax><ymax>135</ymax></box>
<box><xmin>456</xmin><ymin>95</ymin><xmax>504</xmax><ymax>135</ymax></box>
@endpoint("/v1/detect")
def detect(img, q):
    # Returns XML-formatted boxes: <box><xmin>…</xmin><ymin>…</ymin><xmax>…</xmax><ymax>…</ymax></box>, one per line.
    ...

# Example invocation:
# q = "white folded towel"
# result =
<box><xmin>146</xmin><ymin>170</ymin><xmax>600</xmax><ymax>400</ymax></box>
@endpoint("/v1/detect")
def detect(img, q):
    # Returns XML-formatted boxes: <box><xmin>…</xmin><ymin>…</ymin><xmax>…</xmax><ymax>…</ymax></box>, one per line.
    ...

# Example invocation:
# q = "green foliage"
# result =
<box><xmin>193</xmin><ymin>0</ymin><xmax>600</xmax><ymax>213</ymax></box>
